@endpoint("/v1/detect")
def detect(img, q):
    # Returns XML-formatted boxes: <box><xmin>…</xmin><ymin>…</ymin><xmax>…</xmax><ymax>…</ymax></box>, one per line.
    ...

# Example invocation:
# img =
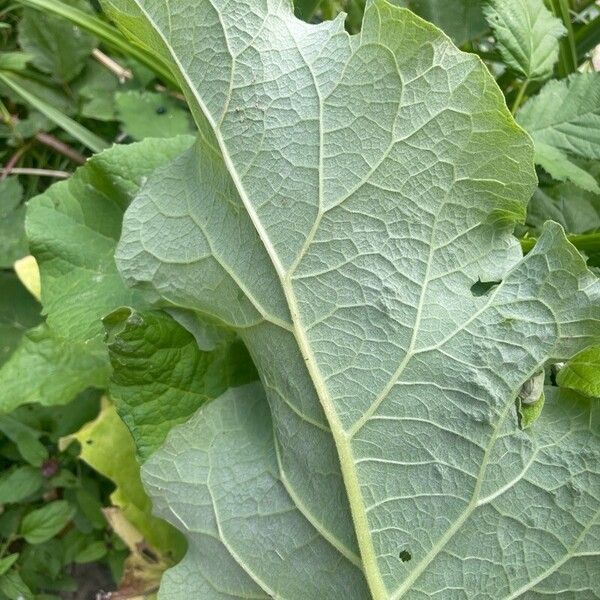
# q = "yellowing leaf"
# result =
<box><xmin>66</xmin><ymin>402</ymin><xmax>185</xmax><ymax>563</ymax></box>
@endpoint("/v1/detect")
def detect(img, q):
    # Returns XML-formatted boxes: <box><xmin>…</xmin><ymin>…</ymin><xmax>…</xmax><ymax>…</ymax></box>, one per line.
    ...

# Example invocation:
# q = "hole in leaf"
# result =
<box><xmin>470</xmin><ymin>278</ymin><xmax>501</xmax><ymax>297</ymax></box>
<box><xmin>399</xmin><ymin>550</ymin><xmax>412</xmax><ymax>562</ymax></box>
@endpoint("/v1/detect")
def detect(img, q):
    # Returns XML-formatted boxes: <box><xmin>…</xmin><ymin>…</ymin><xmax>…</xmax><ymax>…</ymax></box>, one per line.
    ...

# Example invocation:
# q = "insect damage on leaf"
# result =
<box><xmin>516</xmin><ymin>370</ymin><xmax>546</xmax><ymax>429</ymax></box>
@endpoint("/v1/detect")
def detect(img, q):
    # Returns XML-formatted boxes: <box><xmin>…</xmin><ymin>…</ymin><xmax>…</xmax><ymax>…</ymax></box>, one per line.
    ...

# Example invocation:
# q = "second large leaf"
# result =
<box><xmin>104</xmin><ymin>0</ymin><xmax>600</xmax><ymax>598</ymax></box>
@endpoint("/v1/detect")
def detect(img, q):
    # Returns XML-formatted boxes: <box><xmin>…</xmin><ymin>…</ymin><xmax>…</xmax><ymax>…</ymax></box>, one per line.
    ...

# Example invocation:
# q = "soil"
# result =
<box><xmin>60</xmin><ymin>563</ymin><xmax>115</xmax><ymax>600</ymax></box>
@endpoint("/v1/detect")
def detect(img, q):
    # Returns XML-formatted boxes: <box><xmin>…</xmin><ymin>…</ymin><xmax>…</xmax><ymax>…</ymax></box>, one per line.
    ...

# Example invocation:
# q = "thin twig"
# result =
<box><xmin>0</xmin><ymin>167</ymin><xmax>71</xmax><ymax>179</ymax></box>
<box><xmin>92</xmin><ymin>48</ymin><xmax>133</xmax><ymax>82</ymax></box>
<box><xmin>0</xmin><ymin>144</ymin><xmax>29</xmax><ymax>180</ymax></box>
<box><xmin>35</xmin><ymin>131</ymin><xmax>86</xmax><ymax>164</ymax></box>
<box><xmin>154</xmin><ymin>83</ymin><xmax>186</xmax><ymax>102</ymax></box>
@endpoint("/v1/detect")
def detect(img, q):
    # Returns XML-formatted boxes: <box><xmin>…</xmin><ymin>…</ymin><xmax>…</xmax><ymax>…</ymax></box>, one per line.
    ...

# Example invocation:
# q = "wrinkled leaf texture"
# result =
<box><xmin>102</xmin><ymin>0</ymin><xmax>600</xmax><ymax>598</ymax></box>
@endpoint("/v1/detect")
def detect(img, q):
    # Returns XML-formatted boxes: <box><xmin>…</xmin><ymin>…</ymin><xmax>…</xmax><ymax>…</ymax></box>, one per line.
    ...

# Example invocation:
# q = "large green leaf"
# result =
<box><xmin>484</xmin><ymin>0</ymin><xmax>565</xmax><ymax>80</ymax></box>
<box><xmin>26</xmin><ymin>136</ymin><xmax>194</xmax><ymax>347</ymax></box>
<box><xmin>0</xmin><ymin>324</ymin><xmax>109</xmax><ymax>414</ymax></box>
<box><xmin>0</xmin><ymin>178</ymin><xmax>28</xmax><ymax>268</ymax></box>
<box><xmin>103</xmin><ymin>0</ymin><xmax>600</xmax><ymax>597</ymax></box>
<box><xmin>105</xmin><ymin>308</ymin><xmax>257</xmax><ymax>461</ymax></box>
<box><xmin>0</xmin><ymin>272</ymin><xmax>41</xmax><ymax>368</ymax></box>
<box><xmin>1</xmin><ymin>137</ymin><xmax>193</xmax><ymax>414</ymax></box>
<box><xmin>517</xmin><ymin>73</ymin><xmax>600</xmax><ymax>190</ymax></box>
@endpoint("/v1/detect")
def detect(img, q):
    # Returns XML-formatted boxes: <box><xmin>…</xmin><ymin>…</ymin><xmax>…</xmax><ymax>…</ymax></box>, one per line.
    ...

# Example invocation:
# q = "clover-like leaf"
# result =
<box><xmin>103</xmin><ymin>0</ymin><xmax>600</xmax><ymax>597</ymax></box>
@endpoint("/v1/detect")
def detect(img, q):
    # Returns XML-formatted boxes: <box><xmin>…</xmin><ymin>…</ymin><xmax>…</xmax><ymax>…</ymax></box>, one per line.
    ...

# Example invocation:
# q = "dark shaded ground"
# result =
<box><xmin>60</xmin><ymin>563</ymin><xmax>115</xmax><ymax>600</ymax></box>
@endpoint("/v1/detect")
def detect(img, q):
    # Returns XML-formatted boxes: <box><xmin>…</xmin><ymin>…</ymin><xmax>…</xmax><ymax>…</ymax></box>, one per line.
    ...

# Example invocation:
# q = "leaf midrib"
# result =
<box><xmin>122</xmin><ymin>4</ymin><xmax>576</xmax><ymax>600</ymax></box>
<box><xmin>125</xmin><ymin>2</ymin><xmax>389</xmax><ymax>597</ymax></box>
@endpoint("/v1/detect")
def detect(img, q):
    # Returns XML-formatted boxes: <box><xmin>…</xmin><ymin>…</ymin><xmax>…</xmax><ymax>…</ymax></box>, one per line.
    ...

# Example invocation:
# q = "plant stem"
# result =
<box><xmin>0</xmin><ymin>167</ymin><xmax>72</xmax><ymax>178</ymax></box>
<box><xmin>511</xmin><ymin>80</ymin><xmax>529</xmax><ymax>114</ymax></box>
<box><xmin>548</xmin><ymin>0</ymin><xmax>578</xmax><ymax>75</ymax></box>
<box><xmin>0</xmin><ymin>142</ymin><xmax>31</xmax><ymax>180</ymax></box>
<box><xmin>91</xmin><ymin>48</ymin><xmax>132</xmax><ymax>82</ymax></box>
<box><xmin>576</xmin><ymin>15</ymin><xmax>600</xmax><ymax>58</ymax></box>
<box><xmin>35</xmin><ymin>132</ymin><xmax>86</xmax><ymax>164</ymax></box>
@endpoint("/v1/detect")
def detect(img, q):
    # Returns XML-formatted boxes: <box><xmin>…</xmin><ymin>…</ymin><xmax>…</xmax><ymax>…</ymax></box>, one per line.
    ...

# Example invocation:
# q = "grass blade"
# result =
<box><xmin>547</xmin><ymin>0</ymin><xmax>578</xmax><ymax>75</ymax></box>
<box><xmin>0</xmin><ymin>71</ymin><xmax>109</xmax><ymax>153</ymax></box>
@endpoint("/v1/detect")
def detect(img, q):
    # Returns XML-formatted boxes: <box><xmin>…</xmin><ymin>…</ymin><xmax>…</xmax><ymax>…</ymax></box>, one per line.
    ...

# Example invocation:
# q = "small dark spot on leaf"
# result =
<box><xmin>470</xmin><ymin>278</ymin><xmax>501</xmax><ymax>297</ymax></box>
<box><xmin>156</xmin><ymin>106</ymin><xmax>167</xmax><ymax>115</ymax></box>
<box><xmin>86</xmin><ymin>439</ymin><xmax>93</xmax><ymax>445</ymax></box>
<box><xmin>399</xmin><ymin>550</ymin><xmax>412</xmax><ymax>562</ymax></box>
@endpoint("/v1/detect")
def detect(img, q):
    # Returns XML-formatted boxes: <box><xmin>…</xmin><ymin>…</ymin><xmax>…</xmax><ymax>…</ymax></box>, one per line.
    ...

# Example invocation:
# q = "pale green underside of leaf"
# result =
<box><xmin>484</xmin><ymin>0</ymin><xmax>565</xmax><ymax>80</ymax></box>
<box><xmin>144</xmin><ymin>383</ymin><xmax>368</xmax><ymax>599</ymax></box>
<box><xmin>517</xmin><ymin>73</ymin><xmax>600</xmax><ymax>190</ymax></box>
<box><xmin>146</xmin><ymin>383</ymin><xmax>600</xmax><ymax>599</ymax></box>
<box><xmin>103</xmin><ymin>0</ymin><xmax>600</xmax><ymax>597</ymax></box>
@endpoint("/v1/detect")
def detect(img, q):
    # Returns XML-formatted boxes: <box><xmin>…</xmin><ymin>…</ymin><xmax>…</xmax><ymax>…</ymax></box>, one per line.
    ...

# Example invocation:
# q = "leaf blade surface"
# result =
<box><xmin>103</xmin><ymin>1</ymin><xmax>600</xmax><ymax>597</ymax></box>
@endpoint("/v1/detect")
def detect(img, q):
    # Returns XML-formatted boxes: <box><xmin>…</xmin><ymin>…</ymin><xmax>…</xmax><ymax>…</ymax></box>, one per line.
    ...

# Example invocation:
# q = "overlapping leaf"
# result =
<box><xmin>0</xmin><ymin>178</ymin><xmax>28</xmax><ymax>268</ymax></box>
<box><xmin>393</xmin><ymin>0</ymin><xmax>487</xmax><ymax>45</ymax></box>
<box><xmin>557</xmin><ymin>347</ymin><xmax>600</xmax><ymax>399</ymax></box>
<box><xmin>0</xmin><ymin>272</ymin><xmax>40</xmax><ymax>368</ymax></box>
<box><xmin>69</xmin><ymin>402</ymin><xmax>186</xmax><ymax>561</ymax></box>
<box><xmin>105</xmin><ymin>308</ymin><xmax>257</xmax><ymax>461</ymax></box>
<box><xmin>517</xmin><ymin>73</ymin><xmax>600</xmax><ymax>191</ymax></box>
<box><xmin>484</xmin><ymin>0</ymin><xmax>565</xmax><ymax>80</ymax></box>
<box><xmin>26</xmin><ymin>136</ymin><xmax>193</xmax><ymax>346</ymax></box>
<box><xmin>103</xmin><ymin>0</ymin><xmax>600</xmax><ymax>598</ymax></box>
